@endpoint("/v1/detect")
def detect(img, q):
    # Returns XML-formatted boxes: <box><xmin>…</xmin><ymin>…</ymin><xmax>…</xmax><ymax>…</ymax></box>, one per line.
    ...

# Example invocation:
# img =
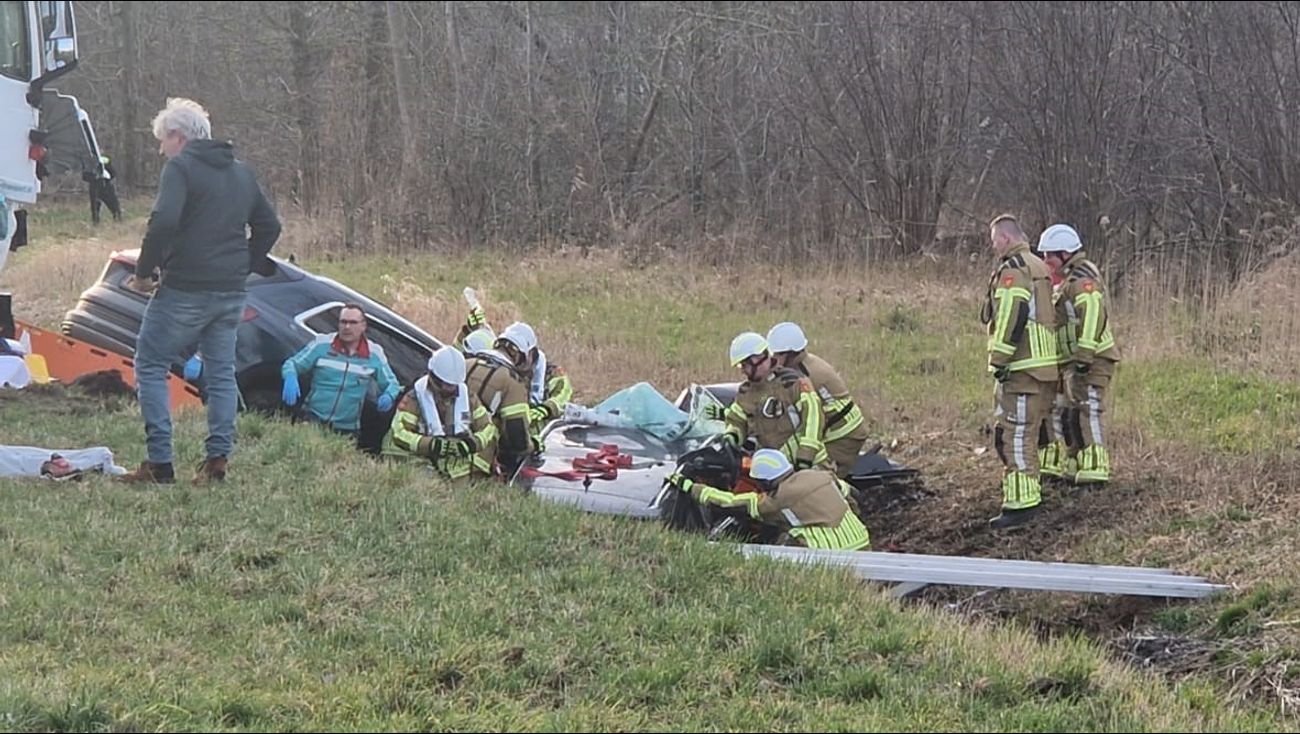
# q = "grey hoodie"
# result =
<box><xmin>137</xmin><ymin>139</ymin><xmax>282</xmax><ymax>292</ymax></box>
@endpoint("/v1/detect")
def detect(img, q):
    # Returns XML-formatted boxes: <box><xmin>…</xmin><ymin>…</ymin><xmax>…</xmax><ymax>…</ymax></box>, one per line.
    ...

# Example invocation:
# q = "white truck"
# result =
<box><xmin>0</xmin><ymin>0</ymin><xmax>101</xmax><ymax>340</ymax></box>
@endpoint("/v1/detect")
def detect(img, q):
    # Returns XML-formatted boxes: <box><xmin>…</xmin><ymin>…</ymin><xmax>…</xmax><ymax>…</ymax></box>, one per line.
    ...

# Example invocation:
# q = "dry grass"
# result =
<box><xmin>1119</xmin><ymin>248</ymin><xmax>1300</xmax><ymax>383</ymax></box>
<box><xmin>0</xmin><ymin>219</ymin><xmax>143</xmax><ymax>328</ymax></box>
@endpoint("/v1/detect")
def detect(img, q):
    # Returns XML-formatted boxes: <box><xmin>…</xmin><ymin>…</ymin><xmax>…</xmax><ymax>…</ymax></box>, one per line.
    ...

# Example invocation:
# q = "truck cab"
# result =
<box><xmin>0</xmin><ymin>1</ymin><xmax>97</xmax><ymax>338</ymax></box>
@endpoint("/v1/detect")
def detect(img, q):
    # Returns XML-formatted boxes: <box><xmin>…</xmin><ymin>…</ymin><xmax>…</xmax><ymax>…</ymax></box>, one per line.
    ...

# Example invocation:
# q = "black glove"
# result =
<box><xmin>794</xmin><ymin>458</ymin><xmax>813</xmax><ymax>471</ymax></box>
<box><xmin>1073</xmin><ymin>361</ymin><xmax>1090</xmax><ymax>375</ymax></box>
<box><xmin>992</xmin><ymin>364</ymin><xmax>1010</xmax><ymax>383</ymax></box>
<box><xmin>434</xmin><ymin>437</ymin><xmax>474</xmax><ymax>460</ymax></box>
<box><xmin>458</xmin><ymin>434</ymin><xmax>480</xmax><ymax>455</ymax></box>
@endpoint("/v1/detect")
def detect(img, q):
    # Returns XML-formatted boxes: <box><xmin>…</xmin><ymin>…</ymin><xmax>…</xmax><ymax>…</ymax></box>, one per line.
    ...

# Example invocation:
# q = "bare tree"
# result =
<box><xmin>46</xmin><ymin>0</ymin><xmax>1299</xmax><ymax>284</ymax></box>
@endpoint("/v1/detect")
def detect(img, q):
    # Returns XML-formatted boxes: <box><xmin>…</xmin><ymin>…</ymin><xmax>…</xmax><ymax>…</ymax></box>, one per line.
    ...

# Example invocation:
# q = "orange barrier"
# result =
<box><xmin>14</xmin><ymin>320</ymin><xmax>204</xmax><ymax>413</ymax></box>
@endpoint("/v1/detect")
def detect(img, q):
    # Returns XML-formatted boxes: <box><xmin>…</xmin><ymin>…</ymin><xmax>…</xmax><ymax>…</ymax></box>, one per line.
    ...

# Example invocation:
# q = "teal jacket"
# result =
<box><xmin>282</xmin><ymin>334</ymin><xmax>400</xmax><ymax>431</ymax></box>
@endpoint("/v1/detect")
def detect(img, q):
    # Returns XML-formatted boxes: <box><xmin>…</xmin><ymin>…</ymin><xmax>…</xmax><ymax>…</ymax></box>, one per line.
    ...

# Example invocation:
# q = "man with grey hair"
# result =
<box><xmin>120</xmin><ymin>97</ymin><xmax>282</xmax><ymax>485</ymax></box>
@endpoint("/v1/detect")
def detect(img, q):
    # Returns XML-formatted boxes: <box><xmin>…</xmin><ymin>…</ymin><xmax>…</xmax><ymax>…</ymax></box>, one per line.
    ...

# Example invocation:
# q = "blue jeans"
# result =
<box><xmin>134</xmin><ymin>286</ymin><xmax>246</xmax><ymax>464</ymax></box>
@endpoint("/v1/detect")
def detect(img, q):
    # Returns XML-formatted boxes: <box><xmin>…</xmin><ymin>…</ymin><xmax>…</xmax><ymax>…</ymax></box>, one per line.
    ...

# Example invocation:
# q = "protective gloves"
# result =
<box><xmin>282</xmin><ymin>373</ymin><xmax>301</xmax><ymax>406</ymax></box>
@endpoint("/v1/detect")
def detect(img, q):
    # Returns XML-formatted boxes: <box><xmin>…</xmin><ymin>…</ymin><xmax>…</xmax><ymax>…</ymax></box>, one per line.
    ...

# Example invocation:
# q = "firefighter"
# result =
<box><xmin>980</xmin><ymin>214</ymin><xmax>1060</xmax><ymax>528</ymax></box>
<box><xmin>666</xmin><ymin>448</ymin><xmax>870</xmax><ymax>550</ymax></box>
<box><xmin>766</xmin><ymin>321</ymin><xmax>870</xmax><ymax>479</ymax></box>
<box><xmin>723</xmin><ymin>331</ymin><xmax>829</xmax><ymax>472</ymax></box>
<box><xmin>497</xmin><ymin>321</ymin><xmax>573</xmax><ymax>433</ymax></box>
<box><xmin>1036</xmin><ymin>223</ymin><xmax>1120</xmax><ymax>486</ymax></box>
<box><xmin>465</xmin><ymin>330</ymin><xmax>533</xmax><ymax>477</ymax></box>
<box><xmin>457</xmin><ymin>304</ymin><xmax>572</xmax><ymax>439</ymax></box>
<box><xmin>382</xmin><ymin>346</ymin><xmax>497</xmax><ymax>480</ymax></box>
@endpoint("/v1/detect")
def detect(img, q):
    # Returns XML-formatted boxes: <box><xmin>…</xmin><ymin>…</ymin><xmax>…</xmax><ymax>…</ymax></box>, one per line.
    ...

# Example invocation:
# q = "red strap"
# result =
<box><xmin>518</xmin><ymin>444</ymin><xmax>633</xmax><ymax>482</ymax></box>
<box><xmin>571</xmin><ymin>444</ymin><xmax>632</xmax><ymax>479</ymax></box>
<box><xmin>519</xmin><ymin>466</ymin><xmax>591</xmax><ymax>481</ymax></box>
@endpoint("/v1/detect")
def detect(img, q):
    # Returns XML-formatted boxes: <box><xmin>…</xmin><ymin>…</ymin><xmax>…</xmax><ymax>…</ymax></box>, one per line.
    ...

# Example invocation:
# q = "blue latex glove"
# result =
<box><xmin>182</xmin><ymin>355</ymin><xmax>203</xmax><ymax>381</ymax></box>
<box><xmin>282</xmin><ymin>373</ymin><xmax>301</xmax><ymax>406</ymax></box>
<box><xmin>377</xmin><ymin>393</ymin><xmax>394</xmax><ymax>412</ymax></box>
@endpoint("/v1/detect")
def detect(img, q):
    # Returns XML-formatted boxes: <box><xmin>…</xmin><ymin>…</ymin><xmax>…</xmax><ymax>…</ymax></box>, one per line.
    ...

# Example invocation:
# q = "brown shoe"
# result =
<box><xmin>117</xmin><ymin>461</ymin><xmax>175</xmax><ymax>484</ymax></box>
<box><xmin>193</xmin><ymin>457</ymin><xmax>227</xmax><ymax>485</ymax></box>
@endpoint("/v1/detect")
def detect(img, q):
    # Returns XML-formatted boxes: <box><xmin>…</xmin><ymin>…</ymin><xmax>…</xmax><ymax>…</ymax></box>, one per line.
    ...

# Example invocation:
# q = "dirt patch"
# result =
<box><xmin>1114</xmin><ymin>629</ymin><xmax>1300</xmax><ymax>716</ymax></box>
<box><xmin>1117</xmin><ymin>630</ymin><xmax>1223</xmax><ymax>676</ymax></box>
<box><xmin>872</xmin><ymin>428</ymin><xmax>1300</xmax><ymax>584</ymax></box>
<box><xmin>865</xmin><ymin>427</ymin><xmax>1300</xmax><ymax>717</ymax></box>
<box><xmin>0</xmin><ymin>377</ymin><xmax>135</xmax><ymax>418</ymax></box>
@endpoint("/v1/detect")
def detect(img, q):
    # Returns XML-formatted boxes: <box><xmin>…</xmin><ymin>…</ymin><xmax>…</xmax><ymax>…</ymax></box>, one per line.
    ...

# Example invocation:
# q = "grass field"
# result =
<box><xmin>2</xmin><ymin>199</ymin><xmax>1300</xmax><ymax>728</ymax></box>
<box><xmin>0</xmin><ymin>384</ymin><xmax>1282</xmax><ymax>732</ymax></box>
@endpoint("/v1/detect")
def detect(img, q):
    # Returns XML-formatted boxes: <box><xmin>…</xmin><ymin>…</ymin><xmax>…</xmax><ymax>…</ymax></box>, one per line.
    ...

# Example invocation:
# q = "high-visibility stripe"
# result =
<box><xmin>1009</xmin><ymin>356</ymin><xmax>1060</xmax><ymax>370</ymax></box>
<box><xmin>1008</xmin><ymin>323</ymin><xmax>1059</xmax><ymax>371</ymax></box>
<box><xmin>1001</xmin><ymin>471</ymin><xmax>1041</xmax><ymax>510</ymax></box>
<box><xmin>500</xmin><ymin>402</ymin><xmax>530</xmax><ymax>418</ymax></box>
<box><xmin>1013</xmin><ymin>395</ymin><xmax>1027</xmax><ymax>471</ymax></box>
<box><xmin>1075</xmin><ymin>291</ymin><xmax>1104</xmax><ymax>352</ymax></box>
<box><xmin>989</xmin><ymin>286</ymin><xmax>1027</xmax><ymax>355</ymax></box>
<box><xmin>1088</xmin><ymin>386</ymin><xmax>1103</xmax><ymax>446</ymax></box>
<box><xmin>800</xmin><ymin>392</ymin><xmax>823</xmax><ymax>440</ymax></box>
<box><xmin>824</xmin><ymin>405</ymin><xmax>864</xmax><ymax>442</ymax></box>
<box><xmin>1076</xmin><ymin>445</ymin><xmax>1110</xmax><ymax>482</ymax></box>
<box><xmin>789</xmin><ymin>514</ymin><xmax>869</xmax><ymax>550</ymax></box>
<box><xmin>696</xmin><ymin>485</ymin><xmax>761</xmax><ymax>519</ymax></box>
<box><xmin>835</xmin><ymin>477</ymin><xmax>853</xmax><ymax>498</ymax></box>
<box><xmin>390</xmin><ymin>409</ymin><xmax>423</xmax><ymax>454</ymax></box>
<box><xmin>547</xmin><ymin>373</ymin><xmax>574</xmax><ymax>408</ymax></box>
<box><xmin>316</xmin><ymin>358</ymin><xmax>375</xmax><ymax>376</ymax></box>
<box><xmin>823</xmin><ymin>398</ymin><xmax>861</xmax><ymax>430</ymax></box>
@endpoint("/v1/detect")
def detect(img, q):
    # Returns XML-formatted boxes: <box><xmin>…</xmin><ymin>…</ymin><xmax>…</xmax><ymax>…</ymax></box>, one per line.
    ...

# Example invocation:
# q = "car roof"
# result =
<box><xmin>109</xmin><ymin>249</ymin><xmax>445</xmax><ymax>352</ymax></box>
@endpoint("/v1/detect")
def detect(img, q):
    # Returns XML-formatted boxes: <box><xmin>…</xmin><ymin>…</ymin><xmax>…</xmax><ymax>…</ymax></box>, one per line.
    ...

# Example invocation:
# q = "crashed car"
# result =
<box><xmin>61</xmin><ymin>249</ymin><xmax>446</xmax><ymax>448</ymax></box>
<box><xmin>515</xmin><ymin>382</ymin><xmax>920</xmax><ymax>540</ymax></box>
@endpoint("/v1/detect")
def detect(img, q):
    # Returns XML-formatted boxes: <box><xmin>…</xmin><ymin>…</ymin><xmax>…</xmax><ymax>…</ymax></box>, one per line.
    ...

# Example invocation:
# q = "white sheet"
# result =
<box><xmin>0</xmin><ymin>445</ymin><xmax>127</xmax><ymax>478</ymax></box>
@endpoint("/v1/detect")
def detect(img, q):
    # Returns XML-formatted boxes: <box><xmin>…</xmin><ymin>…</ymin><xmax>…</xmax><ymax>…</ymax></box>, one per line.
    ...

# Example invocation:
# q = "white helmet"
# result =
<box><xmin>427</xmin><ymin>345</ymin><xmax>467</xmax><ymax>385</ymax></box>
<box><xmin>766</xmin><ymin>322</ymin><xmax>808</xmax><ymax>353</ymax></box>
<box><xmin>729</xmin><ymin>331</ymin><xmax>769</xmax><ymax>367</ymax></box>
<box><xmin>462</xmin><ymin>327</ymin><xmax>496</xmax><ymax>355</ymax></box>
<box><xmin>749</xmin><ymin>449</ymin><xmax>793</xmax><ymax>482</ymax></box>
<box><xmin>1037</xmin><ymin>224</ymin><xmax>1082</xmax><ymax>253</ymax></box>
<box><xmin>498</xmin><ymin>321</ymin><xmax>538</xmax><ymax>354</ymax></box>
